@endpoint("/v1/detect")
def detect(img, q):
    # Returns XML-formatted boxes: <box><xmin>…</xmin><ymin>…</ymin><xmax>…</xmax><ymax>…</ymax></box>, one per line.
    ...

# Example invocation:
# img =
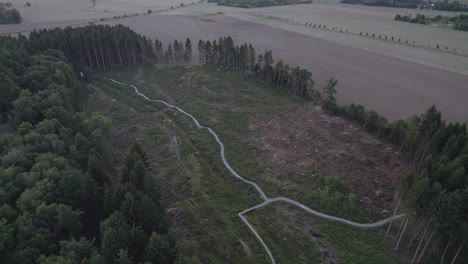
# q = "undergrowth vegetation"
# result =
<box><xmin>94</xmin><ymin>65</ymin><xmax>403</xmax><ymax>263</ymax></box>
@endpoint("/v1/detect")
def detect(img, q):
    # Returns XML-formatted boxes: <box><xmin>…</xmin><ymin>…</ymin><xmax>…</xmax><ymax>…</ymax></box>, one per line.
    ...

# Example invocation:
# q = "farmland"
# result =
<box><xmin>241</xmin><ymin>3</ymin><xmax>468</xmax><ymax>53</ymax></box>
<box><xmin>209</xmin><ymin>0</ymin><xmax>313</xmax><ymax>8</ymax></box>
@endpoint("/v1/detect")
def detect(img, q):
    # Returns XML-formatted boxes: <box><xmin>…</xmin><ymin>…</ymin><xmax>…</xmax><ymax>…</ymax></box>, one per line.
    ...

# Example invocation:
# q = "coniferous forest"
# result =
<box><xmin>0</xmin><ymin>24</ymin><xmax>467</xmax><ymax>263</ymax></box>
<box><xmin>0</xmin><ymin>27</ymin><xmax>198</xmax><ymax>263</ymax></box>
<box><xmin>323</xmin><ymin>99</ymin><xmax>468</xmax><ymax>264</ymax></box>
<box><xmin>0</xmin><ymin>2</ymin><xmax>21</xmax><ymax>24</ymax></box>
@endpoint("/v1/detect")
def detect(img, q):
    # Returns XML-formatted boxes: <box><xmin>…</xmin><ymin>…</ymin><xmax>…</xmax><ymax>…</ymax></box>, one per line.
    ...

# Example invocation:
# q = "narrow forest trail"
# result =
<box><xmin>100</xmin><ymin>77</ymin><xmax>406</xmax><ymax>264</ymax></box>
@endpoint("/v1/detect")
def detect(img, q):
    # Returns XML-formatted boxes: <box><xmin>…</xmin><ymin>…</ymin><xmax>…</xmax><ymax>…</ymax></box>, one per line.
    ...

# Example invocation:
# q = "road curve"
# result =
<box><xmin>101</xmin><ymin>77</ymin><xmax>405</xmax><ymax>264</ymax></box>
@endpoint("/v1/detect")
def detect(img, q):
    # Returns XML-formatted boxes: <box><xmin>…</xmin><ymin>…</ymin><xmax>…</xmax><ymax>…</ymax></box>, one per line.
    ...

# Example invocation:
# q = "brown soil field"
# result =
<box><xmin>248</xmin><ymin>104</ymin><xmax>411</xmax><ymax>212</ymax></box>
<box><xmin>10</xmin><ymin>0</ymin><xmax>196</xmax><ymax>13</ymax></box>
<box><xmin>246</xmin><ymin>3</ymin><xmax>468</xmax><ymax>52</ymax></box>
<box><xmin>164</xmin><ymin>2</ymin><xmax>468</xmax><ymax>74</ymax></box>
<box><xmin>99</xmin><ymin>14</ymin><xmax>468</xmax><ymax>123</ymax></box>
<box><xmin>0</xmin><ymin>0</ymin><xmax>198</xmax><ymax>34</ymax></box>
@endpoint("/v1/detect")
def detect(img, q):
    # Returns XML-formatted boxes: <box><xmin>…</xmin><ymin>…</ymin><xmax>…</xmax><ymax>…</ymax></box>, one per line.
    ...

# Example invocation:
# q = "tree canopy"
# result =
<box><xmin>0</xmin><ymin>2</ymin><xmax>21</xmax><ymax>24</ymax></box>
<box><xmin>0</xmin><ymin>27</ymin><xmax>196</xmax><ymax>263</ymax></box>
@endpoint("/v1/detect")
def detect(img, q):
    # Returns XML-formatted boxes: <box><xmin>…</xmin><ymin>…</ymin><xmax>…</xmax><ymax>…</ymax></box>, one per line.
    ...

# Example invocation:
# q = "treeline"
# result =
<box><xmin>0</xmin><ymin>32</ymin><xmax>197</xmax><ymax>263</ymax></box>
<box><xmin>323</xmin><ymin>86</ymin><xmax>468</xmax><ymax>263</ymax></box>
<box><xmin>28</xmin><ymin>25</ymin><xmax>194</xmax><ymax>71</ymax></box>
<box><xmin>0</xmin><ymin>2</ymin><xmax>21</xmax><ymax>24</ymax></box>
<box><xmin>208</xmin><ymin>0</ymin><xmax>313</xmax><ymax>8</ymax></box>
<box><xmin>395</xmin><ymin>13</ymin><xmax>468</xmax><ymax>31</ymax></box>
<box><xmin>395</xmin><ymin>13</ymin><xmax>436</xmax><ymax>24</ymax></box>
<box><xmin>162</xmin><ymin>38</ymin><xmax>192</xmax><ymax>65</ymax></box>
<box><xmin>428</xmin><ymin>0</ymin><xmax>468</xmax><ymax>12</ymax></box>
<box><xmin>340</xmin><ymin>0</ymin><xmax>422</xmax><ymax>8</ymax></box>
<box><xmin>197</xmin><ymin>37</ymin><xmax>316</xmax><ymax>98</ymax></box>
<box><xmin>28</xmin><ymin>25</ymin><xmax>156</xmax><ymax>70</ymax></box>
<box><xmin>341</xmin><ymin>0</ymin><xmax>468</xmax><ymax>11</ymax></box>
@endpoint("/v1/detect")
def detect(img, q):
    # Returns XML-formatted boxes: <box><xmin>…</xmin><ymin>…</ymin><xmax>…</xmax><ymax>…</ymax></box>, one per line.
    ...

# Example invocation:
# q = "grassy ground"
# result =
<box><xmin>247</xmin><ymin>203</ymin><xmax>400</xmax><ymax>264</ymax></box>
<box><xmin>87</xmin><ymin>64</ymin><xmax>402</xmax><ymax>263</ymax></box>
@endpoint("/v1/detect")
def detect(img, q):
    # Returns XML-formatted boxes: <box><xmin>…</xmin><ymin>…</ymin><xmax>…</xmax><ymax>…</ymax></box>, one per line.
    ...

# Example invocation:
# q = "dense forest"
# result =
<box><xmin>0</xmin><ymin>28</ymin><xmax>200</xmax><ymax>263</ymax></box>
<box><xmin>323</xmin><ymin>85</ymin><xmax>468</xmax><ymax>263</ymax></box>
<box><xmin>395</xmin><ymin>13</ymin><xmax>468</xmax><ymax>31</ymax></box>
<box><xmin>208</xmin><ymin>0</ymin><xmax>313</xmax><ymax>8</ymax></box>
<box><xmin>0</xmin><ymin>2</ymin><xmax>21</xmax><ymax>24</ymax></box>
<box><xmin>28</xmin><ymin>25</ymin><xmax>157</xmax><ymax>70</ymax></box>
<box><xmin>340</xmin><ymin>0</ymin><xmax>468</xmax><ymax>11</ymax></box>
<box><xmin>197</xmin><ymin>37</ymin><xmax>315</xmax><ymax>98</ymax></box>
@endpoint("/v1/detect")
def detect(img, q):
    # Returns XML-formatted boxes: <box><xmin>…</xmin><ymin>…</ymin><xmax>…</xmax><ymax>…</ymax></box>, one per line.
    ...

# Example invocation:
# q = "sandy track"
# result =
<box><xmin>101</xmin><ymin>76</ymin><xmax>405</xmax><ymax>264</ymax></box>
<box><xmin>97</xmin><ymin>14</ymin><xmax>468</xmax><ymax>123</ymax></box>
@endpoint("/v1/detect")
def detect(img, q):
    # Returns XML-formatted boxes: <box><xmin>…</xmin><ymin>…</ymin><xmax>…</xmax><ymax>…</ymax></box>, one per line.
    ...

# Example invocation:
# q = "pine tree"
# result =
<box><xmin>101</xmin><ymin>211</ymin><xmax>131</xmax><ymax>262</ymax></box>
<box><xmin>184</xmin><ymin>38</ymin><xmax>192</xmax><ymax>64</ymax></box>
<box><xmin>144</xmin><ymin>232</ymin><xmax>174</xmax><ymax>264</ymax></box>
<box><xmin>197</xmin><ymin>40</ymin><xmax>205</xmax><ymax>64</ymax></box>
<box><xmin>166</xmin><ymin>44</ymin><xmax>174</xmax><ymax>65</ymax></box>
<box><xmin>115</xmin><ymin>249</ymin><xmax>133</xmax><ymax>264</ymax></box>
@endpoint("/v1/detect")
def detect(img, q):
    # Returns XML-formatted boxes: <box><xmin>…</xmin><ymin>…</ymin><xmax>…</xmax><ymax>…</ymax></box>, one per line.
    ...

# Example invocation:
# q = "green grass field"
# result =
<box><xmin>86</xmin><ymin>65</ymin><xmax>402</xmax><ymax>263</ymax></box>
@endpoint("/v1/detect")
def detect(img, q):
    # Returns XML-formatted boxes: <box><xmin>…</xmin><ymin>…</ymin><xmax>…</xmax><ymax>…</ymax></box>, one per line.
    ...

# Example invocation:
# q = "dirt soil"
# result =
<box><xmin>95</xmin><ymin>14</ymin><xmax>468</xmax><ymax>123</ymax></box>
<box><xmin>249</xmin><ymin>104</ymin><xmax>411</xmax><ymax>212</ymax></box>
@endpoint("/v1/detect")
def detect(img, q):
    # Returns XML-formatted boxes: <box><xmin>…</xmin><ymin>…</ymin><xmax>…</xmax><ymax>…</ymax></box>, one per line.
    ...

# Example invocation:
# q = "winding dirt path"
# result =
<box><xmin>101</xmin><ymin>77</ymin><xmax>405</xmax><ymax>264</ymax></box>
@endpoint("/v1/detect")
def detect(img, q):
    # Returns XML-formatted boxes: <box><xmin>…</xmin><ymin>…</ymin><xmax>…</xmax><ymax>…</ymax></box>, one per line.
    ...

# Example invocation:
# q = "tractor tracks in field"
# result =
<box><xmin>100</xmin><ymin>77</ymin><xmax>405</xmax><ymax>264</ymax></box>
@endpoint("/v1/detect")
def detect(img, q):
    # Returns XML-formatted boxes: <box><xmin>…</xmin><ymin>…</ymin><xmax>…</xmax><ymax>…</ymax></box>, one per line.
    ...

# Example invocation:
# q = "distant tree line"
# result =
<box><xmin>395</xmin><ymin>13</ymin><xmax>468</xmax><ymax>31</ymax></box>
<box><xmin>208</xmin><ymin>0</ymin><xmax>313</xmax><ymax>8</ymax></box>
<box><xmin>340</xmin><ymin>0</ymin><xmax>422</xmax><ymax>8</ymax></box>
<box><xmin>197</xmin><ymin>37</ymin><xmax>316</xmax><ymax>98</ymax></box>
<box><xmin>340</xmin><ymin>0</ymin><xmax>468</xmax><ymax>12</ymax></box>
<box><xmin>323</xmin><ymin>85</ymin><xmax>468</xmax><ymax>263</ymax></box>
<box><xmin>341</xmin><ymin>0</ymin><xmax>468</xmax><ymax>11</ymax></box>
<box><xmin>0</xmin><ymin>30</ymin><xmax>199</xmax><ymax>263</ymax></box>
<box><xmin>26</xmin><ymin>25</ymin><xmax>316</xmax><ymax>100</ymax></box>
<box><xmin>395</xmin><ymin>13</ymin><xmax>434</xmax><ymax>24</ymax></box>
<box><xmin>429</xmin><ymin>0</ymin><xmax>468</xmax><ymax>12</ymax></box>
<box><xmin>0</xmin><ymin>2</ymin><xmax>21</xmax><ymax>24</ymax></box>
